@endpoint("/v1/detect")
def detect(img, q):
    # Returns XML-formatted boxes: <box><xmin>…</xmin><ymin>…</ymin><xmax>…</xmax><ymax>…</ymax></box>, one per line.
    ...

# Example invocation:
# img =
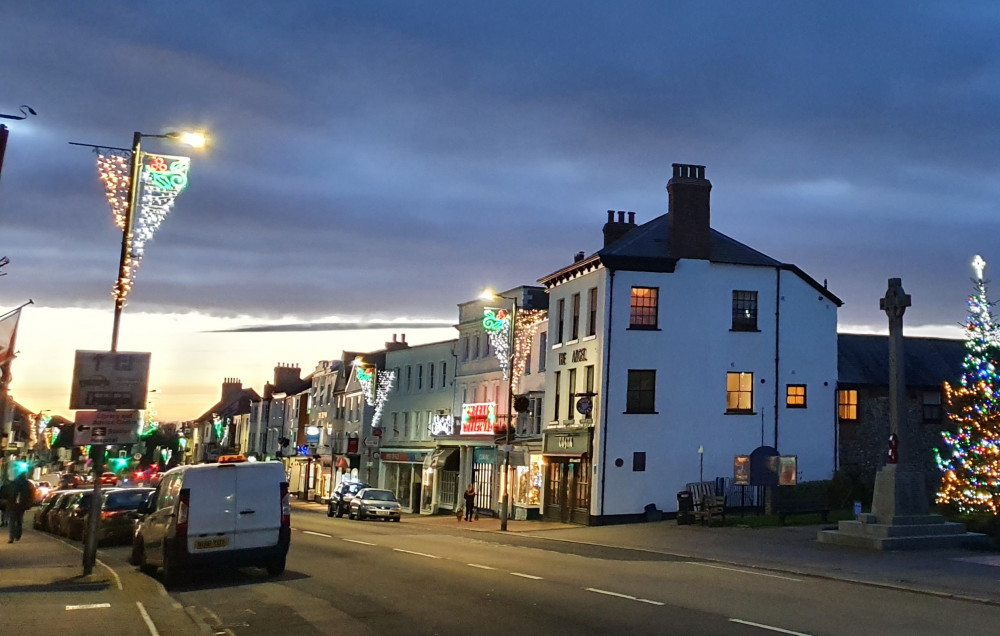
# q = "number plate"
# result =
<box><xmin>194</xmin><ymin>537</ymin><xmax>229</xmax><ymax>549</ymax></box>
<box><xmin>376</xmin><ymin>510</ymin><xmax>389</xmax><ymax>515</ymax></box>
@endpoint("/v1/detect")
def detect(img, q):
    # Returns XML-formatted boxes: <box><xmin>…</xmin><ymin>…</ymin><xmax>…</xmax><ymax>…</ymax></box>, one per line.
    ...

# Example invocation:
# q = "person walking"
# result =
<box><xmin>0</xmin><ymin>479</ymin><xmax>11</xmax><ymax>528</ymax></box>
<box><xmin>463</xmin><ymin>483</ymin><xmax>476</xmax><ymax>522</ymax></box>
<box><xmin>5</xmin><ymin>471</ymin><xmax>35</xmax><ymax>543</ymax></box>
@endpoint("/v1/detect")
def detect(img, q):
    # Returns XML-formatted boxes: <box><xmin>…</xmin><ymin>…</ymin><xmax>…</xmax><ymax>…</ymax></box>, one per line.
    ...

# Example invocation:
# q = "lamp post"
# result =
<box><xmin>82</xmin><ymin>129</ymin><xmax>206</xmax><ymax>576</ymax></box>
<box><xmin>481</xmin><ymin>290</ymin><xmax>517</xmax><ymax>531</ymax></box>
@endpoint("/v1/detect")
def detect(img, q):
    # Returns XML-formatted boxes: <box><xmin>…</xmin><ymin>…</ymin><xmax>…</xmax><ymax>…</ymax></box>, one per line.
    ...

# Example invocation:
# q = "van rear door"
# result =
<box><xmin>186</xmin><ymin>465</ymin><xmax>237</xmax><ymax>554</ymax></box>
<box><xmin>233</xmin><ymin>463</ymin><xmax>282</xmax><ymax>550</ymax></box>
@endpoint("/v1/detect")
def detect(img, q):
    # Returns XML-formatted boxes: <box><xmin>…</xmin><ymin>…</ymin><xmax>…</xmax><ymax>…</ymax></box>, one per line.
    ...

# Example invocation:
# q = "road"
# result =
<box><xmin>79</xmin><ymin>509</ymin><xmax>1000</xmax><ymax>635</ymax></box>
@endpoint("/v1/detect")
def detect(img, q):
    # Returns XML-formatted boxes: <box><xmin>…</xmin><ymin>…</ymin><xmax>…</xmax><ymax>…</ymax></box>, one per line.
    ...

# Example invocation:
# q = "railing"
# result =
<box><xmin>440</xmin><ymin>470</ymin><xmax>459</xmax><ymax>509</ymax></box>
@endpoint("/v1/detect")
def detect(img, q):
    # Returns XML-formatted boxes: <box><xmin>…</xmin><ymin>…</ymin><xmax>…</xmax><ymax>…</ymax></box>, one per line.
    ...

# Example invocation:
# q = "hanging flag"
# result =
<box><xmin>0</xmin><ymin>307</ymin><xmax>21</xmax><ymax>366</ymax></box>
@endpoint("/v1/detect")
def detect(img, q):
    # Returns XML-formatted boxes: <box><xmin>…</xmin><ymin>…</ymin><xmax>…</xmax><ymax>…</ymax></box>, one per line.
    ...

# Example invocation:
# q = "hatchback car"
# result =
<box><xmin>328</xmin><ymin>480</ymin><xmax>369</xmax><ymax>518</ymax></box>
<box><xmin>85</xmin><ymin>487</ymin><xmax>154</xmax><ymax>546</ymax></box>
<box><xmin>349</xmin><ymin>488</ymin><xmax>402</xmax><ymax>521</ymax></box>
<box><xmin>32</xmin><ymin>492</ymin><xmax>61</xmax><ymax>531</ymax></box>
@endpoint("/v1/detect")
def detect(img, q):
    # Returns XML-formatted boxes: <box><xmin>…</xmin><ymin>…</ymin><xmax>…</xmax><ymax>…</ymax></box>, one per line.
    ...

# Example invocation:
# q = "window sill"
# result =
<box><xmin>565</xmin><ymin>339</ymin><xmax>580</xmax><ymax>346</ymax></box>
<box><xmin>623</xmin><ymin>411</ymin><xmax>658</xmax><ymax>415</ymax></box>
<box><xmin>729</xmin><ymin>327</ymin><xmax>760</xmax><ymax>333</ymax></box>
<box><xmin>725</xmin><ymin>410</ymin><xmax>756</xmax><ymax>416</ymax></box>
<box><xmin>786</xmin><ymin>405</ymin><xmax>807</xmax><ymax>409</ymax></box>
<box><xmin>582</xmin><ymin>335</ymin><xmax>597</xmax><ymax>342</ymax></box>
<box><xmin>551</xmin><ymin>343</ymin><xmax>563</xmax><ymax>350</ymax></box>
<box><xmin>627</xmin><ymin>326</ymin><xmax>660</xmax><ymax>331</ymax></box>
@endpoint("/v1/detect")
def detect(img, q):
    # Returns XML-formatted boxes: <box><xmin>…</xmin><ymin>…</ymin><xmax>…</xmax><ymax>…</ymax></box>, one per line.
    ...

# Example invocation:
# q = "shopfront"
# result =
<box><xmin>542</xmin><ymin>428</ymin><xmax>593</xmax><ymax>524</ymax></box>
<box><xmin>379</xmin><ymin>449</ymin><xmax>430</xmax><ymax>512</ymax></box>
<box><xmin>506</xmin><ymin>450</ymin><xmax>544</xmax><ymax>520</ymax></box>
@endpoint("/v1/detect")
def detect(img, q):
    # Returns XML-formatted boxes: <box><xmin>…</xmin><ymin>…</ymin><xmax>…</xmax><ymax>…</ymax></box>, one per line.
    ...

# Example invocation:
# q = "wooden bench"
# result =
<box><xmin>685</xmin><ymin>482</ymin><xmax>725</xmax><ymax>526</ymax></box>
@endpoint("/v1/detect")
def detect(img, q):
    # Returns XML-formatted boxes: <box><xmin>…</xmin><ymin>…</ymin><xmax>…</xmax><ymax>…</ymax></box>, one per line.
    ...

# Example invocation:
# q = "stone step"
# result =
<box><xmin>818</xmin><ymin>528</ymin><xmax>990</xmax><ymax>551</ymax></box>
<box><xmin>834</xmin><ymin>519</ymin><xmax>969</xmax><ymax>538</ymax></box>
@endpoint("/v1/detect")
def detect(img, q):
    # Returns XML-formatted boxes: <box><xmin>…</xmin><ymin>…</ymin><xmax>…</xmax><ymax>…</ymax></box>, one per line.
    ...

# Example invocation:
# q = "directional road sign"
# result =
<box><xmin>70</xmin><ymin>351</ymin><xmax>151</xmax><ymax>411</ymax></box>
<box><xmin>73</xmin><ymin>411</ymin><xmax>140</xmax><ymax>445</ymax></box>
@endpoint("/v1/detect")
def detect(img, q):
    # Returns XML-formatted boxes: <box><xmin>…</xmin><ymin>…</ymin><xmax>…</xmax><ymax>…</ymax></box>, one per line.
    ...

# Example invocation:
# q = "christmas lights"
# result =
<box><xmin>935</xmin><ymin>255</ymin><xmax>1000</xmax><ymax>513</ymax></box>
<box><xmin>483</xmin><ymin>308</ymin><xmax>512</xmax><ymax>379</ymax></box>
<box><xmin>511</xmin><ymin>309</ymin><xmax>546</xmax><ymax>392</ymax></box>
<box><xmin>371</xmin><ymin>369</ymin><xmax>395</xmax><ymax>428</ymax></box>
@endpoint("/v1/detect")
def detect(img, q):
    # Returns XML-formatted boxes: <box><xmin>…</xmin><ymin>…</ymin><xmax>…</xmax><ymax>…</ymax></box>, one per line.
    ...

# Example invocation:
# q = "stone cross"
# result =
<box><xmin>880</xmin><ymin>278</ymin><xmax>911</xmax><ymax>467</ymax></box>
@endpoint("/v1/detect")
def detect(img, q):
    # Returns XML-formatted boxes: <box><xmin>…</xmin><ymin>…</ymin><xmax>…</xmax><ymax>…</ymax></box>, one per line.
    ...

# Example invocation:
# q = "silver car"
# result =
<box><xmin>349</xmin><ymin>488</ymin><xmax>402</xmax><ymax>521</ymax></box>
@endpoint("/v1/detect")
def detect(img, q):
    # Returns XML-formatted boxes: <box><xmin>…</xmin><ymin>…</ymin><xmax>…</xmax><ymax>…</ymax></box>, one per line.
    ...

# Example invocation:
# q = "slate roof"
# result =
<box><xmin>837</xmin><ymin>333</ymin><xmax>966</xmax><ymax>388</ymax></box>
<box><xmin>195</xmin><ymin>387</ymin><xmax>262</xmax><ymax>422</ymax></box>
<box><xmin>540</xmin><ymin>212</ymin><xmax>842</xmax><ymax>305</ymax></box>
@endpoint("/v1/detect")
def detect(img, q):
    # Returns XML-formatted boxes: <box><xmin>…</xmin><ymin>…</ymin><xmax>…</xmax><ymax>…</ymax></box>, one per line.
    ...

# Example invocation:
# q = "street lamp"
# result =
<box><xmin>82</xmin><ymin>129</ymin><xmax>206</xmax><ymax>577</ymax></box>
<box><xmin>480</xmin><ymin>289</ymin><xmax>517</xmax><ymax>531</ymax></box>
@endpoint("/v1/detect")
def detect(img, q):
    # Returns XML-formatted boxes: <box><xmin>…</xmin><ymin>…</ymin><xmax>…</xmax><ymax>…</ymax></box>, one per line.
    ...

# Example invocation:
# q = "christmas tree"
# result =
<box><xmin>936</xmin><ymin>255</ymin><xmax>1000</xmax><ymax>514</ymax></box>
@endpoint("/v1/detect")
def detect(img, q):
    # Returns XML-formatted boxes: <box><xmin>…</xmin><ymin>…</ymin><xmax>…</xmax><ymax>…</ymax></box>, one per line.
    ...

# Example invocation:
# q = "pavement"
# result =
<box><xmin>0</xmin><ymin>516</ymin><xmax>211</xmax><ymax>635</ymax></box>
<box><xmin>294</xmin><ymin>499</ymin><xmax>1000</xmax><ymax>606</ymax></box>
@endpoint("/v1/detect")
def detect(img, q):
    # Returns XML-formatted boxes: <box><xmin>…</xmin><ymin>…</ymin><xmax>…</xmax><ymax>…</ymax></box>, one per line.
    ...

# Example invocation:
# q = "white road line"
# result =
<box><xmin>54</xmin><ymin>537</ymin><xmax>124</xmax><ymax>591</ymax></box>
<box><xmin>729</xmin><ymin>618</ymin><xmax>813</xmax><ymax>635</ymax></box>
<box><xmin>343</xmin><ymin>538</ymin><xmax>376</xmax><ymax>546</ymax></box>
<box><xmin>467</xmin><ymin>563</ymin><xmax>496</xmax><ymax>570</ymax></box>
<box><xmin>302</xmin><ymin>530</ymin><xmax>332</xmax><ymax>538</ymax></box>
<box><xmin>66</xmin><ymin>603</ymin><xmax>111</xmax><ymax>611</ymax></box>
<box><xmin>511</xmin><ymin>572</ymin><xmax>543</xmax><ymax>580</ymax></box>
<box><xmin>393</xmin><ymin>548</ymin><xmax>440</xmax><ymax>559</ymax></box>
<box><xmin>585</xmin><ymin>587</ymin><xmax>634</xmax><ymax>600</ymax></box>
<box><xmin>686</xmin><ymin>562</ymin><xmax>803</xmax><ymax>582</ymax></box>
<box><xmin>136</xmin><ymin>601</ymin><xmax>160</xmax><ymax>636</ymax></box>
<box><xmin>585</xmin><ymin>588</ymin><xmax>664</xmax><ymax>606</ymax></box>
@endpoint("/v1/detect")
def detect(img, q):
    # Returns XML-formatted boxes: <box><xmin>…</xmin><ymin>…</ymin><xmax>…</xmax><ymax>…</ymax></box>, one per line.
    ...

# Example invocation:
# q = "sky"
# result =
<box><xmin>2</xmin><ymin>1</ymin><xmax>998</xmax><ymax>421</ymax></box>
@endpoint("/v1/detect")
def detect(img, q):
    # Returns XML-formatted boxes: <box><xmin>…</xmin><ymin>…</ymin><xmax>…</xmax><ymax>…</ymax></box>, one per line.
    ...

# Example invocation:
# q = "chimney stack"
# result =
<box><xmin>667</xmin><ymin>163</ymin><xmax>712</xmax><ymax>260</ymax></box>
<box><xmin>602</xmin><ymin>209</ymin><xmax>638</xmax><ymax>247</ymax></box>
<box><xmin>574</xmin><ymin>251</ymin><xmax>585</xmax><ymax>262</ymax></box>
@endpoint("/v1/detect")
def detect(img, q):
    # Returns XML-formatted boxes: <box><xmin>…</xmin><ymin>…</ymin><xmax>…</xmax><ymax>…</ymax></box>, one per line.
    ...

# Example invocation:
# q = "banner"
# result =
<box><xmin>0</xmin><ymin>308</ymin><xmax>21</xmax><ymax>366</ymax></box>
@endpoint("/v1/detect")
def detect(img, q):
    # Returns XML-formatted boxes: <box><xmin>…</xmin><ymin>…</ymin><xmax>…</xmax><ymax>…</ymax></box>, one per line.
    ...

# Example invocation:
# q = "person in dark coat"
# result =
<box><xmin>4</xmin><ymin>472</ymin><xmax>35</xmax><ymax>542</ymax></box>
<box><xmin>463</xmin><ymin>484</ymin><xmax>476</xmax><ymax>522</ymax></box>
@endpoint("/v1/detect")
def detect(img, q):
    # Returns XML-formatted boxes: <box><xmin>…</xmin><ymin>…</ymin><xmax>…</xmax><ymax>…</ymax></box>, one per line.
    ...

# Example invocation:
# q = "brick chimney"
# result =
<box><xmin>602</xmin><ymin>210</ymin><xmax>638</xmax><ymax>247</ymax></box>
<box><xmin>385</xmin><ymin>333</ymin><xmax>410</xmax><ymax>351</ymax></box>
<box><xmin>667</xmin><ymin>163</ymin><xmax>712</xmax><ymax>260</ymax></box>
<box><xmin>273</xmin><ymin>363</ymin><xmax>302</xmax><ymax>392</ymax></box>
<box><xmin>221</xmin><ymin>377</ymin><xmax>243</xmax><ymax>404</ymax></box>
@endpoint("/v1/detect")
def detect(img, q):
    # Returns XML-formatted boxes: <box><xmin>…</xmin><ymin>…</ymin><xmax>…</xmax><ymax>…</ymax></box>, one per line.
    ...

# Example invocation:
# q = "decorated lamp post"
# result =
<box><xmin>73</xmin><ymin>129</ymin><xmax>205</xmax><ymax>576</ymax></box>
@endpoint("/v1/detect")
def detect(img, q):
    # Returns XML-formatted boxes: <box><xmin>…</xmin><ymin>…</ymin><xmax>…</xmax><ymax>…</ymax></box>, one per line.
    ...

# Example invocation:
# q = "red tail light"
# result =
<box><xmin>280</xmin><ymin>482</ymin><xmax>290</xmax><ymax>528</ymax></box>
<box><xmin>177</xmin><ymin>489</ymin><xmax>190</xmax><ymax>539</ymax></box>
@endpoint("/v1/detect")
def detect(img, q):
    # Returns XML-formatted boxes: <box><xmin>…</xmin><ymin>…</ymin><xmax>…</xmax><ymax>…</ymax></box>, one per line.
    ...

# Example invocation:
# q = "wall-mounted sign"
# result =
<box><xmin>429</xmin><ymin>415</ymin><xmax>454</xmax><ymax>436</ymax></box>
<box><xmin>576</xmin><ymin>396</ymin><xmax>593</xmax><ymax>415</ymax></box>
<box><xmin>461</xmin><ymin>402</ymin><xmax>497</xmax><ymax>435</ymax></box>
<box><xmin>572</xmin><ymin>349</ymin><xmax>587</xmax><ymax>362</ymax></box>
<box><xmin>733</xmin><ymin>455</ymin><xmax>750</xmax><ymax>485</ymax></box>
<box><xmin>778</xmin><ymin>455</ymin><xmax>798</xmax><ymax>486</ymax></box>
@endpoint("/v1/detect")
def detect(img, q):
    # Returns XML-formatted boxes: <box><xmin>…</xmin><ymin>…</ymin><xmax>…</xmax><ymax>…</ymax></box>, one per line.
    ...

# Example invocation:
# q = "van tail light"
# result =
<box><xmin>177</xmin><ymin>488</ymin><xmax>190</xmax><ymax>539</ymax></box>
<box><xmin>280</xmin><ymin>482</ymin><xmax>290</xmax><ymax>528</ymax></box>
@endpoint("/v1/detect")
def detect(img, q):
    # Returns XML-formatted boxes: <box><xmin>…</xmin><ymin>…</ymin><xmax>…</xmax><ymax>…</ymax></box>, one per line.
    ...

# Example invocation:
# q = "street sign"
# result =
<box><xmin>576</xmin><ymin>396</ymin><xmax>593</xmax><ymax>415</ymax></box>
<box><xmin>73</xmin><ymin>411</ymin><xmax>140</xmax><ymax>445</ymax></box>
<box><xmin>69</xmin><ymin>350</ymin><xmax>151</xmax><ymax>411</ymax></box>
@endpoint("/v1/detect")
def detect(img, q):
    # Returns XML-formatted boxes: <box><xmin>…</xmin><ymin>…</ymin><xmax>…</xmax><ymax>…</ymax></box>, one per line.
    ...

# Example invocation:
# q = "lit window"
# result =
<box><xmin>629</xmin><ymin>287</ymin><xmax>658</xmax><ymax>329</ymax></box>
<box><xmin>786</xmin><ymin>384</ymin><xmax>806</xmax><ymax>408</ymax></box>
<box><xmin>838</xmin><ymin>389</ymin><xmax>857</xmax><ymax>420</ymax></box>
<box><xmin>726</xmin><ymin>372</ymin><xmax>754</xmax><ymax>413</ymax></box>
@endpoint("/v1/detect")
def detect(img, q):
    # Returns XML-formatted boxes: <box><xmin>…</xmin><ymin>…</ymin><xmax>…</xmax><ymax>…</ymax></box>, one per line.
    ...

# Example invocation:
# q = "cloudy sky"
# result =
<box><xmin>2</xmin><ymin>1</ymin><xmax>998</xmax><ymax>420</ymax></box>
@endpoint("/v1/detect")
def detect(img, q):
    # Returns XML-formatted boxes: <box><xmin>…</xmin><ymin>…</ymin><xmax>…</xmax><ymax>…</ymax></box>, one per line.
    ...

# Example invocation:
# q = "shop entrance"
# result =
<box><xmin>544</xmin><ymin>456</ymin><xmax>591</xmax><ymax>524</ymax></box>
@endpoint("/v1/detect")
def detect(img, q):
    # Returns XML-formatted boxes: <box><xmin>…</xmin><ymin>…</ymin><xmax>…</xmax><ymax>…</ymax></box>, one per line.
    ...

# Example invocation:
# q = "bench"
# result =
<box><xmin>685</xmin><ymin>482</ymin><xmax>725</xmax><ymax>526</ymax></box>
<box><xmin>775</xmin><ymin>497</ymin><xmax>830</xmax><ymax>524</ymax></box>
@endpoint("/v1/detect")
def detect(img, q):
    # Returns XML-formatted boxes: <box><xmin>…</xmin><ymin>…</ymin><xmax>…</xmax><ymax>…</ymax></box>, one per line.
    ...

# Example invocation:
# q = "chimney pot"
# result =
<box><xmin>607</xmin><ymin>210</ymin><xmax>615</xmax><ymax>222</ymax></box>
<box><xmin>627</xmin><ymin>211</ymin><xmax>635</xmax><ymax>225</ymax></box>
<box><xmin>617</xmin><ymin>210</ymin><xmax>625</xmax><ymax>223</ymax></box>
<box><xmin>574</xmin><ymin>251</ymin><xmax>585</xmax><ymax>262</ymax></box>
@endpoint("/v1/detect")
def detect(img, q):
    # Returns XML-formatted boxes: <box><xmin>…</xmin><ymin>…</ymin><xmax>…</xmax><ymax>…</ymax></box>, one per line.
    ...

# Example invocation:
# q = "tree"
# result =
<box><xmin>936</xmin><ymin>255</ymin><xmax>1000</xmax><ymax>513</ymax></box>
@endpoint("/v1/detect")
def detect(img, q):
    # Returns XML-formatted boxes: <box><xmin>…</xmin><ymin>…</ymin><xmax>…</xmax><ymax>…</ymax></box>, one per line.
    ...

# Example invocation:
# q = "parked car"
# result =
<box><xmin>64</xmin><ymin>490</ymin><xmax>121</xmax><ymax>540</ymax></box>
<box><xmin>349</xmin><ymin>488</ymin><xmax>402</xmax><ymax>522</ymax></box>
<box><xmin>51</xmin><ymin>491</ymin><xmax>90</xmax><ymax>537</ymax></box>
<box><xmin>99</xmin><ymin>472</ymin><xmax>119</xmax><ymax>486</ymax></box>
<box><xmin>40</xmin><ymin>491</ymin><xmax>75</xmax><ymax>533</ymax></box>
<box><xmin>58</xmin><ymin>473</ymin><xmax>85</xmax><ymax>490</ymax></box>
<box><xmin>328</xmin><ymin>480</ymin><xmax>369</xmax><ymax>518</ymax></box>
<box><xmin>130</xmin><ymin>459</ymin><xmax>290</xmax><ymax>587</ymax></box>
<box><xmin>30</xmin><ymin>479</ymin><xmax>52</xmax><ymax>505</ymax></box>
<box><xmin>32</xmin><ymin>492</ymin><xmax>61</xmax><ymax>531</ymax></box>
<box><xmin>82</xmin><ymin>487</ymin><xmax>154</xmax><ymax>546</ymax></box>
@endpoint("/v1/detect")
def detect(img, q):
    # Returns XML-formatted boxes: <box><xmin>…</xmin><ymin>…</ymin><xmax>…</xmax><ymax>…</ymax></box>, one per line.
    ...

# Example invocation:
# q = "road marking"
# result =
<box><xmin>687</xmin><ymin>562</ymin><xmax>802</xmax><ymax>582</ymax></box>
<box><xmin>585</xmin><ymin>588</ymin><xmax>663</xmax><ymax>606</ymax></box>
<box><xmin>136</xmin><ymin>601</ymin><xmax>160</xmax><ymax>636</ymax></box>
<box><xmin>467</xmin><ymin>563</ymin><xmax>496</xmax><ymax>570</ymax></box>
<box><xmin>393</xmin><ymin>548</ymin><xmax>440</xmax><ymax>559</ymax></box>
<box><xmin>343</xmin><ymin>538</ymin><xmax>376</xmax><ymax>546</ymax></box>
<box><xmin>66</xmin><ymin>603</ymin><xmax>111</xmax><ymax>610</ymax></box>
<box><xmin>729</xmin><ymin>618</ymin><xmax>813</xmax><ymax>635</ymax></box>
<box><xmin>303</xmin><ymin>530</ymin><xmax>332</xmax><ymax>538</ymax></box>
<box><xmin>53</xmin><ymin>536</ymin><xmax>124</xmax><ymax>591</ymax></box>
<box><xmin>511</xmin><ymin>572</ymin><xmax>543</xmax><ymax>580</ymax></box>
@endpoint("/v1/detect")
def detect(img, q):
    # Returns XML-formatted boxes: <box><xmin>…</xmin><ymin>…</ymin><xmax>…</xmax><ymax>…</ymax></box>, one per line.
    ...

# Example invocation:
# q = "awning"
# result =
<box><xmin>335</xmin><ymin>456</ymin><xmax>350</xmax><ymax>469</ymax></box>
<box><xmin>423</xmin><ymin>447</ymin><xmax>457</xmax><ymax>469</ymax></box>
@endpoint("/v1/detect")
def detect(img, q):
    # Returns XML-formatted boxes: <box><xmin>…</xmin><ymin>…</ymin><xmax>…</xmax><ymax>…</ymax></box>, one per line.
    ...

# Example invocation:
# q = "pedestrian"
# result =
<box><xmin>5</xmin><ymin>471</ymin><xmax>35</xmax><ymax>543</ymax></box>
<box><xmin>0</xmin><ymin>479</ymin><xmax>11</xmax><ymax>528</ymax></box>
<box><xmin>463</xmin><ymin>484</ymin><xmax>476</xmax><ymax>522</ymax></box>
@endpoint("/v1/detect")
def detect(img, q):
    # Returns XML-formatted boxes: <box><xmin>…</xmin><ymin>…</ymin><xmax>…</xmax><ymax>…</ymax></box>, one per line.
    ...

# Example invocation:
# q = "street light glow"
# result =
<box><xmin>166</xmin><ymin>130</ymin><xmax>208</xmax><ymax>148</ymax></box>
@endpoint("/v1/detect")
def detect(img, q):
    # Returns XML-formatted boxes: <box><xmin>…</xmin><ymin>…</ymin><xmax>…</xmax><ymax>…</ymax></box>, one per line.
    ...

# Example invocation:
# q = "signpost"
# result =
<box><xmin>70</xmin><ymin>351</ymin><xmax>150</xmax><ymax>410</ymax></box>
<box><xmin>73</xmin><ymin>410</ymin><xmax>139</xmax><ymax>445</ymax></box>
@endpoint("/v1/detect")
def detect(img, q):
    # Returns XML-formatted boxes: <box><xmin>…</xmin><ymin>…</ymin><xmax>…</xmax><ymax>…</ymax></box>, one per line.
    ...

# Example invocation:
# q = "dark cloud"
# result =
<box><xmin>214</xmin><ymin>320</ymin><xmax>454</xmax><ymax>333</ymax></box>
<box><xmin>2</xmin><ymin>1</ymin><xmax>999</xmax><ymax>329</ymax></box>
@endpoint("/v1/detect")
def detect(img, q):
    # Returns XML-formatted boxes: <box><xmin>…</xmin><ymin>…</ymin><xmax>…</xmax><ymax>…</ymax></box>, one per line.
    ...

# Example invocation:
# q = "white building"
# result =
<box><xmin>538</xmin><ymin>163</ymin><xmax>842</xmax><ymax>524</ymax></box>
<box><xmin>379</xmin><ymin>338</ymin><xmax>457</xmax><ymax>513</ymax></box>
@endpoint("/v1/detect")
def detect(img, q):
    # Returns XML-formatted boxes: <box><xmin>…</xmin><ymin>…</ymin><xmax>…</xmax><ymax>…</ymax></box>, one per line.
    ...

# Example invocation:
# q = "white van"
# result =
<box><xmin>130</xmin><ymin>459</ymin><xmax>290</xmax><ymax>585</ymax></box>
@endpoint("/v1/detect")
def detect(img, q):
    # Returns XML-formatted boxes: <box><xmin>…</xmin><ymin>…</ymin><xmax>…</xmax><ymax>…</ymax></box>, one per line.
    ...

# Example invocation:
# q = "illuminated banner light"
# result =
<box><xmin>461</xmin><ymin>402</ymin><xmax>497</xmax><ymax>435</ymax></box>
<box><xmin>371</xmin><ymin>369</ymin><xmax>395</xmax><ymax>428</ymax></box>
<box><xmin>429</xmin><ymin>415</ymin><xmax>454</xmax><ymax>436</ymax></box>
<box><xmin>483</xmin><ymin>308</ymin><xmax>512</xmax><ymax>379</ymax></box>
<box><xmin>355</xmin><ymin>363</ymin><xmax>376</xmax><ymax>405</ymax></box>
<box><xmin>133</xmin><ymin>153</ymin><xmax>190</xmax><ymax>260</ymax></box>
